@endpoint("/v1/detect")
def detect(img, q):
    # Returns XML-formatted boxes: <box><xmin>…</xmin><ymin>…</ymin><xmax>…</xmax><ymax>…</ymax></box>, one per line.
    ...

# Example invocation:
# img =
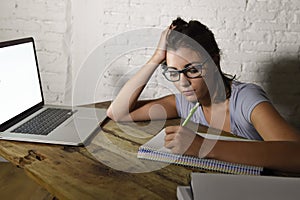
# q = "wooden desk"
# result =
<box><xmin>0</xmin><ymin>102</ymin><xmax>213</xmax><ymax>200</ymax></box>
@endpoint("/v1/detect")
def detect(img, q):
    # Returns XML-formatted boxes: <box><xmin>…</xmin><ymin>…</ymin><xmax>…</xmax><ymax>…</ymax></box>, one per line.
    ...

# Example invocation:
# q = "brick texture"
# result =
<box><xmin>1</xmin><ymin>0</ymin><xmax>299</xmax><ymax>129</ymax></box>
<box><xmin>0</xmin><ymin>0</ymin><xmax>71</xmax><ymax>104</ymax></box>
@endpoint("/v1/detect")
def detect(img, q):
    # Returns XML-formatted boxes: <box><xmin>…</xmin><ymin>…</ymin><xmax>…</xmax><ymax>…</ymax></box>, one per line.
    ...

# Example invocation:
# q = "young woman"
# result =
<box><xmin>107</xmin><ymin>17</ymin><xmax>300</xmax><ymax>173</ymax></box>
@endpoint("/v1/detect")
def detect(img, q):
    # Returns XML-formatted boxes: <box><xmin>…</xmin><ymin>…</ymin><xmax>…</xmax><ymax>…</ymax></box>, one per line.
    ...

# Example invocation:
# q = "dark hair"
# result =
<box><xmin>166</xmin><ymin>17</ymin><xmax>235</xmax><ymax>100</ymax></box>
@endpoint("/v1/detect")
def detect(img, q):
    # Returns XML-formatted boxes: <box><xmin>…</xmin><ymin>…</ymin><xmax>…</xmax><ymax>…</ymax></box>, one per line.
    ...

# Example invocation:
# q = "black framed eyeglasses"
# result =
<box><xmin>162</xmin><ymin>58</ymin><xmax>209</xmax><ymax>82</ymax></box>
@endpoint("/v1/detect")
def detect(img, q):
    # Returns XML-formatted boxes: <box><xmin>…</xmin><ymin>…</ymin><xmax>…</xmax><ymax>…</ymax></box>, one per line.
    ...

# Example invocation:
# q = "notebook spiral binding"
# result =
<box><xmin>138</xmin><ymin>147</ymin><xmax>263</xmax><ymax>176</ymax></box>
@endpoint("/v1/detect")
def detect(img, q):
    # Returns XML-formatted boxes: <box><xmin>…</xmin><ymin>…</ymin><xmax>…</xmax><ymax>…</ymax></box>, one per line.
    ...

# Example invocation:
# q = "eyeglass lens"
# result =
<box><xmin>163</xmin><ymin>63</ymin><xmax>205</xmax><ymax>82</ymax></box>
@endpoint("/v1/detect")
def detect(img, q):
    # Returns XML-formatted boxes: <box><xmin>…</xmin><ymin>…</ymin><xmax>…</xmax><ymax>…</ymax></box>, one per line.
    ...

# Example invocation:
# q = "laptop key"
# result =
<box><xmin>12</xmin><ymin>108</ymin><xmax>73</xmax><ymax>135</ymax></box>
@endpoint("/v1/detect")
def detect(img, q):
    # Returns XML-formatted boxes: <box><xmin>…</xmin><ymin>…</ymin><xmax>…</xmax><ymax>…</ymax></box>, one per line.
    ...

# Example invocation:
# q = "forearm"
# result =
<box><xmin>107</xmin><ymin>57</ymin><xmax>161</xmax><ymax>121</ymax></box>
<box><xmin>207</xmin><ymin>140</ymin><xmax>300</xmax><ymax>173</ymax></box>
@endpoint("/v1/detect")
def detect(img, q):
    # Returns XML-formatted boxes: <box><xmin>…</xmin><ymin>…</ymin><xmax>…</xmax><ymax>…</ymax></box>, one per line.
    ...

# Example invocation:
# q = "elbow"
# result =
<box><xmin>106</xmin><ymin>107</ymin><xmax>128</xmax><ymax>122</ymax></box>
<box><xmin>106</xmin><ymin>108</ymin><xmax>114</xmax><ymax>120</ymax></box>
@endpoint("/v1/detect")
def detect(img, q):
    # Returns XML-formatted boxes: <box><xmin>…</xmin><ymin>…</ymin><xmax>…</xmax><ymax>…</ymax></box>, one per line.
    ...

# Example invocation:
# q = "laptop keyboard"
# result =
<box><xmin>12</xmin><ymin>108</ymin><xmax>74</xmax><ymax>135</ymax></box>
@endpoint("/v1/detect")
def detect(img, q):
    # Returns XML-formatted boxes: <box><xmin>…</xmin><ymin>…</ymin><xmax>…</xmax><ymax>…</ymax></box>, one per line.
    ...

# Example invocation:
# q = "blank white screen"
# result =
<box><xmin>0</xmin><ymin>42</ymin><xmax>43</xmax><ymax>125</ymax></box>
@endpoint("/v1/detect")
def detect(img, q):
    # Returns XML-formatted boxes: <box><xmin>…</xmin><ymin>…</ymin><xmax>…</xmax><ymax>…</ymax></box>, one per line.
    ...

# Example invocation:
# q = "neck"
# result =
<box><xmin>197</xmin><ymin>89</ymin><xmax>212</xmax><ymax>107</ymax></box>
<box><xmin>201</xmin><ymin>99</ymin><xmax>230</xmax><ymax>131</ymax></box>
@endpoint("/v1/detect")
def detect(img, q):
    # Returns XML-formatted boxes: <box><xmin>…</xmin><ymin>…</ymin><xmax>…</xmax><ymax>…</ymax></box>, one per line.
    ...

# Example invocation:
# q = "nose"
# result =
<box><xmin>178</xmin><ymin>73</ymin><xmax>190</xmax><ymax>87</ymax></box>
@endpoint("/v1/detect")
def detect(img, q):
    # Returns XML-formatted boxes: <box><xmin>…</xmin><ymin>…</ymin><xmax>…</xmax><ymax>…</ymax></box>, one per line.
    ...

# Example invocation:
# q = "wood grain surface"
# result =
<box><xmin>0</xmin><ymin>102</ymin><xmax>225</xmax><ymax>200</ymax></box>
<box><xmin>0</xmin><ymin>162</ymin><xmax>54</xmax><ymax>200</ymax></box>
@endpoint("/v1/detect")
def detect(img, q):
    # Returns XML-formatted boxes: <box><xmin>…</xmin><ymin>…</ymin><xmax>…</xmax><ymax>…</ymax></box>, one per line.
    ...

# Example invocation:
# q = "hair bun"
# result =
<box><xmin>171</xmin><ymin>17</ymin><xmax>188</xmax><ymax>31</ymax></box>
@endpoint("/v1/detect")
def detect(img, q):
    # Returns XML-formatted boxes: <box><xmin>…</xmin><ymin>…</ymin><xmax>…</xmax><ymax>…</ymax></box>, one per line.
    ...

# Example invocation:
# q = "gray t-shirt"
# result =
<box><xmin>175</xmin><ymin>81</ymin><xmax>270</xmax><ymax>140</ymax></box>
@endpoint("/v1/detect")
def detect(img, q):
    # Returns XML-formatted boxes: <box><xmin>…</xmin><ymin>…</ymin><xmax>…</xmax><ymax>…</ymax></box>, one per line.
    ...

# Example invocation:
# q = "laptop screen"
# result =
<box><xmin>0</xmin><ymin>38</ymin><xmax>43</xmax><ymax>127</ymax></box>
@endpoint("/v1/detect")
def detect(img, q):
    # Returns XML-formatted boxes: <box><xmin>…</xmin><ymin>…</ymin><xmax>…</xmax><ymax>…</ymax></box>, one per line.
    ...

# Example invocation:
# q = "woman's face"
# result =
<box><xmin>166</xmin><ymin>47</ymin><xmax>211</xmax><ymax>103</ymax></box>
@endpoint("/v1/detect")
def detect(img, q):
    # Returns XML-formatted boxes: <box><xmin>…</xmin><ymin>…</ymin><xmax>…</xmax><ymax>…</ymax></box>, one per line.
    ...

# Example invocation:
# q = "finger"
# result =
<box><xmin>164</xmin><ymin>133</ymin><xmax>175</xmax><ymax>142</ymax></box>
<box><xmin>165</xmin><ymin>138</ymin><xmax>178</xmax><ymax>149</ymax></box>
<box><xmin>165</xmin><ymin>126</ymin><xmax>180</xmax><ymax>134</ymax></box>
<box><xmin>164</xmin><ymin>140</ymin><xmax>173</xmax><ymax>149</ymax></box>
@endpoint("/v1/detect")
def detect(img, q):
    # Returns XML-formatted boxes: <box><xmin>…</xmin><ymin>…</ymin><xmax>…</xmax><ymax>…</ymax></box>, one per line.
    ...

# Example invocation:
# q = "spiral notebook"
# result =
<box><xmin>137</xmin><ymin>129</ymin><xmax>264</xmax><ymax>175</ymax></box>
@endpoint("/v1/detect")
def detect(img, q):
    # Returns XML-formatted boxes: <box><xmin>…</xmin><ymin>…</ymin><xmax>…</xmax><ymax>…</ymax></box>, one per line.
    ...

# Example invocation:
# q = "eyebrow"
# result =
<box><xmin>166</xmin><ymin>62</ymin><xmax>203</xmax><ymax>71</ymax></box>
<box><xmin>164</xmin><ymin>58</ymin><xmax>208</xmax><ymax>71</ymax></box>
<box><xmin>184</xmin><ymin>58</ymin><xmax>209</xmax><ymax>69</ymax></box>
<box><xmin>183</xmin><ymin>62</ymin><xmax>201</xmax><ymax>68</ymax></box>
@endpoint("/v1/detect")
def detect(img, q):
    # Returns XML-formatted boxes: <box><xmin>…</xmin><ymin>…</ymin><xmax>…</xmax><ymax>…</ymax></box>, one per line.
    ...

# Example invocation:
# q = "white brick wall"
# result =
<box><xmin>0</xmin><ymin>0</ymin><xmax>71</xmax><ymax>105</ymax></box>
<box><xmin>1</xmin><ymin>0</ymin><xmax>300</xmax><ymax>129</ymax></box>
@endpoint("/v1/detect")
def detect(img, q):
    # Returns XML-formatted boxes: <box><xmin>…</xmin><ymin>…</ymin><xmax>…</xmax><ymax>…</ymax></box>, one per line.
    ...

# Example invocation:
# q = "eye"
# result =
<box><xmin>186</xmin><ymin>66</ymin><xmax>202</xmax><ymax>78</ymax></box>
<box><xmin>187</xmin><ymin>67</ymin><xmax>200</xmax><ymax>74</ymax></box>
<box><xmin>169</xmin><ymin>71</ymin><xmax>178</xmax><ymax>77</ymax></box>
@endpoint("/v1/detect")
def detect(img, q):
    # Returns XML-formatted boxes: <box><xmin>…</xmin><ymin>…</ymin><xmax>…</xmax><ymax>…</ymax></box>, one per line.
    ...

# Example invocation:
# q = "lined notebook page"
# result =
<box><xmin>137</xmin><ymin>129</ymin><xmax>263</xmax><ymax>175</ymax></box>
<box><xmin>142</xmin><ymin>129</ymin><xmax>252</xmax><ymax>152</ymax></box>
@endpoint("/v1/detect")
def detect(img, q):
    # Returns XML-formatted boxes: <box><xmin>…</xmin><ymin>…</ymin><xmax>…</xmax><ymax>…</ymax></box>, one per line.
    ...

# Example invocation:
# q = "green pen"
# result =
<box><xmin>181</xmin><ymin>102</ymin><xmax>200</xmax><ymax>126</ymax></box>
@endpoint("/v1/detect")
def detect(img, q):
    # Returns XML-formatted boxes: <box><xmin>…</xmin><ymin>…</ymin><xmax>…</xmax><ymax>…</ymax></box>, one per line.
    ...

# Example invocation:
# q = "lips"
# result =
<box><xmin>182</xmin><ymin>90</ymin><xmax>195</xmax><ymax>96</ymax></box>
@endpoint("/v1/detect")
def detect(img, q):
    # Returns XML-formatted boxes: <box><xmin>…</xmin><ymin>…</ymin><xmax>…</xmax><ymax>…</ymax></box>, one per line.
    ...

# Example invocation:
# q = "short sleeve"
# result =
<box><xmin>236</xmin><ymin>83</ymin><xmax>270</xmax><ymax>123</ymax></box>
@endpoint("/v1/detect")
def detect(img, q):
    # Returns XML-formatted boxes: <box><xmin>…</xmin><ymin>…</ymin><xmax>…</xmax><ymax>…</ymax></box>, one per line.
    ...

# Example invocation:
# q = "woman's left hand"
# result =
<box><xmin>164</xmin><ymin>126</ymin><xmax>202</xmax><ymax>157</ymax></box>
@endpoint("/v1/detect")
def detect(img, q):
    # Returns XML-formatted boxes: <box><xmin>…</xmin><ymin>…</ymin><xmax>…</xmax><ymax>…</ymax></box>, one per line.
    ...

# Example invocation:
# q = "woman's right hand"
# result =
<box><xmin>107</xmin><ymin>27</ymin><xmax>175</xmax><ymax>122</ymax></box>
<box><xmin>150</xmin><ymin>27</ymin><xmax>171</xmax><ymax>64</ymax></box>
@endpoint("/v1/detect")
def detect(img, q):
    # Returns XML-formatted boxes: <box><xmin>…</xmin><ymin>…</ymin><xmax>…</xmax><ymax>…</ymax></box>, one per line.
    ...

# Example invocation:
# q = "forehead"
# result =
<box><xmin>166</xmin><ymin>47</ymin><xmax>206</xmax><ymax>67</ymax></box>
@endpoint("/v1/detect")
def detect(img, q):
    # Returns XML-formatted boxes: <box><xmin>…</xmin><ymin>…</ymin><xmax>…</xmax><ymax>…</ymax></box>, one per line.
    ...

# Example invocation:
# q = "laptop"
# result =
<box><xmin>190</xmin><ymin>173</ymin><xmax>300</xmax><ymax>200</ymax></box>
<box><xmin>0</xmin><ymin>37</ymin><xmax>107</xmax><ymax>146</ymax></box>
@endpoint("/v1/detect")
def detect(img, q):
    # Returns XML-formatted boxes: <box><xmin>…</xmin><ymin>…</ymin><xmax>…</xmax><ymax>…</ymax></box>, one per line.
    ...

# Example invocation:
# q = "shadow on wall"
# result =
<box><xmin>263</xmin><ymin>57</ymin><xmax>300</xmax><ymax>131</ymax></box>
